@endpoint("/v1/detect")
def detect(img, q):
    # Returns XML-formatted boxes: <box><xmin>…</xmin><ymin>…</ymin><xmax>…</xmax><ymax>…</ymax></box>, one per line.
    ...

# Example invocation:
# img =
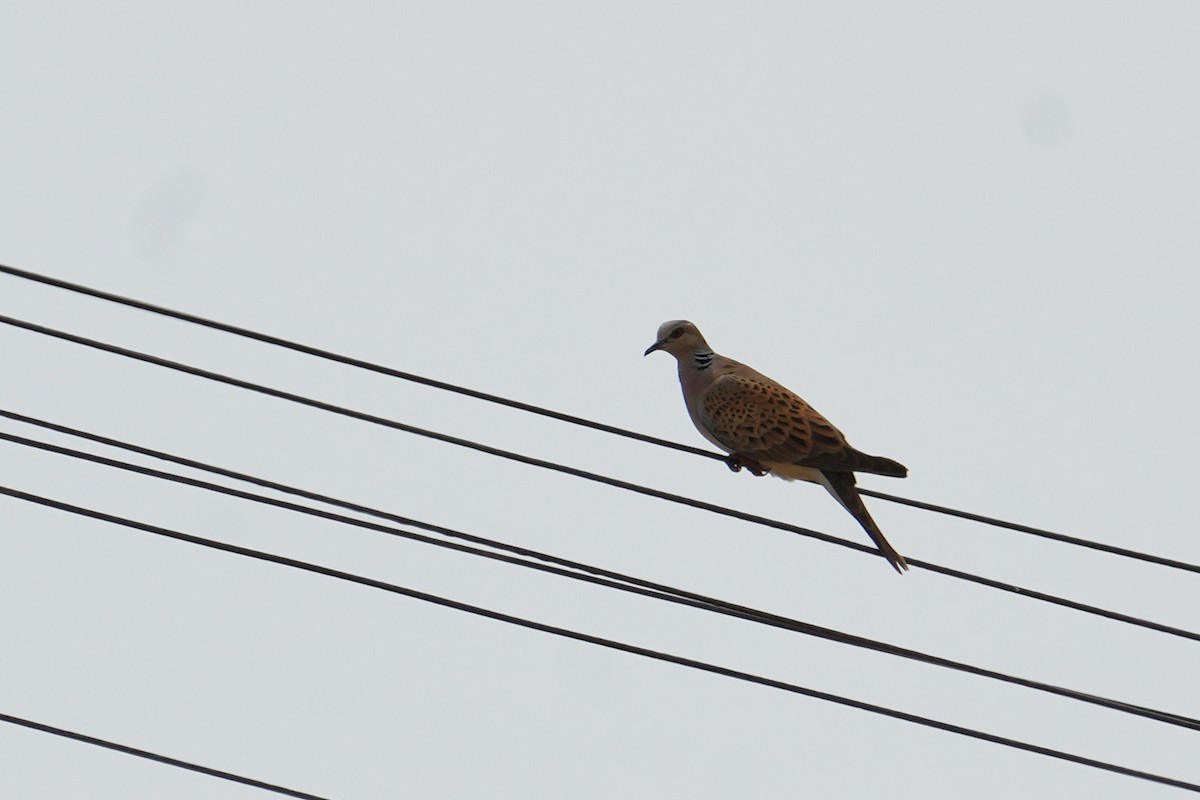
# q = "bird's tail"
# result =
<box><xmin>820</xmin><ymin>470</ymin><xmax>908</xmax><ymax>574</ymax></box>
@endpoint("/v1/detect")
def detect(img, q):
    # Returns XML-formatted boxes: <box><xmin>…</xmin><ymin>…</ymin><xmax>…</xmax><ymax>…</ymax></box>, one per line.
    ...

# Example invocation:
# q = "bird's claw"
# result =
<box><xmin>725</xmin><ymin>454</ymin><xmax>769</xmax><ymax>477</ymax></box>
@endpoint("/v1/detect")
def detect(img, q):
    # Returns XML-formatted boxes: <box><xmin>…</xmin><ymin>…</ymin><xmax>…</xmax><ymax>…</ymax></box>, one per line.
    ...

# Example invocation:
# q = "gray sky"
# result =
<box><xmin>2</xmin><ymin>3</ymin><xmax>1198</xmax><ymax>798</ymax></box>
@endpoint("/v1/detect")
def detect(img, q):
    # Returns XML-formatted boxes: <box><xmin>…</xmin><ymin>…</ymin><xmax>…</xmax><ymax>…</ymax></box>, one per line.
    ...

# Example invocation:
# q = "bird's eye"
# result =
<box><xmin>670</xmin><ymin>327</ymin><xmax>684</xmax><ymax>339</ymax></box>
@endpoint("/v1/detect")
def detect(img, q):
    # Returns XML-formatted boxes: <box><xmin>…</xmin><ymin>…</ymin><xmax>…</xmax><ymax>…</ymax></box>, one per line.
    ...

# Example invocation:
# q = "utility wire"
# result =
<box><xmin>3</xmin><ymin>263</ymin><xmax>1195</xmax><ymax>575</ymax></box>
<box><xmin>2</xmin><ymin>485</ymin><xmax>1197</xmax><ymax>795</ymax></box>
<box><xmin>0</xmin><ymin>263</ymin><xmax>714</xmax><ymax>459</ymax></box>
<box><xmin>4</xmin><ymin>423</ymin><xmax>1195</xmax><ymax>732</ymax></box>
<box><xmin>0</xmin><ymin>712</ymin><xmax>330</xmax><ymax>800</ymax></box>
<box><xmin>856</xmin><ymin>487</ymin><xmax>1200</xmax><ymax>574</ymax></box>
<box><xmin>1</xmin><ymin>314</ymin><xmax>1197</xmax><ymax>643</ymax></box>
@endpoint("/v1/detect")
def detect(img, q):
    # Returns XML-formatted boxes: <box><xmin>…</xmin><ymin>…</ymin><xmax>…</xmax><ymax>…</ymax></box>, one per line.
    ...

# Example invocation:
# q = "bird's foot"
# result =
<box><xmin>725</xmin><ymin>454</ymin><xmax>769</xmax><ymax>477</ymax></box>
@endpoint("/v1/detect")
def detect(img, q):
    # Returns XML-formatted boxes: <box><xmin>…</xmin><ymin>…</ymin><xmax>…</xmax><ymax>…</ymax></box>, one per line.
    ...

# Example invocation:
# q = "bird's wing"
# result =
<box><xmin>699</xmin><ymin>372</ymin><xmax>849</xmax><ymax>464</ymax></box>
<box><xmin>798</xmin><ymin>448</ymin><xmax>908</xmax><ymax>477</ymax></box>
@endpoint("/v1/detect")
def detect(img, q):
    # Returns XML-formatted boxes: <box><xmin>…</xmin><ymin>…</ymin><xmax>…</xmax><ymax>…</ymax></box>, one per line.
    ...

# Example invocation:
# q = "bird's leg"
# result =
<box><xmin>724</xmin><ymin>453</ymin><xmax>769</xmax><ymax>477</ymax></box>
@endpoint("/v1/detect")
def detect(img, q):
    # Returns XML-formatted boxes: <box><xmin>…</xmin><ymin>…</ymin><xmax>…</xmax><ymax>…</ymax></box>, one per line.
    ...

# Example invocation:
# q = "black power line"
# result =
<box><xmin>3</xmin><ymin>263</ymin><xmax>1195</xmax><ymax>575</ymax></box>
<box><xmin>0</xmin><ymin>712</ymin><xmax>330</xmax><ymax>800</ymax></box>
<box><xmin>3</xmin><ymin>422</ymin><xmax>1195</xmax><ymax>732</ymax></box>
<box><xmin>2</xmin><ymin>485</ymin><xmax>1197</xmax><ymax>795</ymax></box>
<box><xmin>0</xmin><ymin>263</ymin><xmax>715</xmax><ymax>459</ymax></box>
<box><xmin>856</xmin><ymin>487</ymin><xmax>1200</xmax><ymax>573</ymax></box>
<box><xmin>1</xmin><ymin>314</ymin><xmax>1197</xmax><ymax>643</ymax></box>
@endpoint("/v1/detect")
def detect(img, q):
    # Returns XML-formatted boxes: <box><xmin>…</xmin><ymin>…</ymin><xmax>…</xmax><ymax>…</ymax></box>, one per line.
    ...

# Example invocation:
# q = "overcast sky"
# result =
<box><xmin>2</xmin><ymin>3</ymin><xmax>1199</xmax><ymax>798</ymax></box>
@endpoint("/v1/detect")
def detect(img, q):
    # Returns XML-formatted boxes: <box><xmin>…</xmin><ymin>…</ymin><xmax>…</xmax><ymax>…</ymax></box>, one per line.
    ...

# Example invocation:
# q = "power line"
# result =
<box><xmin>1</xmin><ymin>314</ymin><xmax>1197</xmax><ymax>643</ymax></box>
<box><xmin>0</xmin><ymin>262</ymin><xmax>715</xmax><ymax>458</ymax></box>
<box><xmin>3</xmin><ymin>422</ymin><xmax>1195</xmax><ymax>733</ymax></box>
<box><xmin>0</xmin><ymin>712</ymin><xmax>330</xmax><ymax>800</ymax></box>
<box><xmin>2</xmin><ymin>485</ymin><xmax>1197</xmax><ymax>795</ymax></box>
<box><xmin>857</xmin><ymin>487</ymin><xmax>1200</xmax><ymax>574</ymax></box>
<box><xmin>3</xmin><ymin>263</ymin><xmax>1195</xmax><ymax>575</ymax></box>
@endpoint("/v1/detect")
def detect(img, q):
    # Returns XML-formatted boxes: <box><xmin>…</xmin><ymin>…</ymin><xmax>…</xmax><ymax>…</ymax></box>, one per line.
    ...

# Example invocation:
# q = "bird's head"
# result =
<box><xmin>644</xmin><ymin>320</ymin><xmax>710</xmax><ymax>359</ymax></box>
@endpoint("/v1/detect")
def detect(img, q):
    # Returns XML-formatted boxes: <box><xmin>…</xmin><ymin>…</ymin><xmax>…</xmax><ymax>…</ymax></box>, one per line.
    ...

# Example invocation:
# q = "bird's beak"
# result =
<box><xmin>644</xmin><ymin>340</ymin><xmax>665</xmax><ymax>357</ymax></box>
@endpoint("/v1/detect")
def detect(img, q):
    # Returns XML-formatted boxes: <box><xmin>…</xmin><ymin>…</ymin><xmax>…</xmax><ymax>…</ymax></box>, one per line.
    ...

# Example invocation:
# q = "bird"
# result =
<box><xmin>644</xmin><ymin>320</ymin><xmax>909</xmax><ymax>573</ymax></box>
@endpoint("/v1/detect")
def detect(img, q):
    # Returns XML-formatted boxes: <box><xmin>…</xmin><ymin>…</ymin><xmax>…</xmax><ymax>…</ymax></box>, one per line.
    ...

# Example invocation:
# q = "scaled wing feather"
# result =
<box><xmin>700</xmin><ymin>372</ymin><xmax>848</xmax><ymax>463</ymax></box>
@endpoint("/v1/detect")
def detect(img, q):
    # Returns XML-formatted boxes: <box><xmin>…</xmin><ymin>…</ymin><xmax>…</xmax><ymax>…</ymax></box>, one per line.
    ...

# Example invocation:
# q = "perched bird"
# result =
<box><xmin>644</xmin><ymin>320</ymin><xmax>909</xmax><ymax>573</ymax></box>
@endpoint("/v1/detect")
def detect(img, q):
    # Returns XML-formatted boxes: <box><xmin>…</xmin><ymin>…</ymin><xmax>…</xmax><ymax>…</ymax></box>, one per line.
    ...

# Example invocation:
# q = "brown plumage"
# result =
<box><xmin>645</xmin><ymin>320</ymin><xmax>909</xmax><ymax>573</ymax></box>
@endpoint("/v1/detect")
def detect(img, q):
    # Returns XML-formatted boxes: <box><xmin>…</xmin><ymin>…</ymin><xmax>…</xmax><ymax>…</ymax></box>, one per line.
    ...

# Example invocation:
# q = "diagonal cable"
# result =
<box><xmin>2</xmin><ymin>485</ymin><xmax>1198</xmax><ymax>795</ymax></box>
<box><xmin>0</xmin><ymin>712</ymin><xmax>329</xmax><ymax>800</ymax></box>
<box><xmin>0</xmin><ymin>262</ymin><xmax>715</xmax><ymax>458</ymax></box>
<box><xmin>857</xmin><ymin>487</ymin><xmax>1200</xmax><ymax>572</ymax></box>
<box><xmin>0</xmin><ymin>314</ymin><xmax>1196</xmax><ymax>642</ymax></box>
<box><xmin>1</xmin><ymin>263</ymin><xmax>1195</xmax><ymax>574</ymax></box>
<box><xmin>2</xmin><ymin>423</ymin><xmax>1196</xmax><ymax>732</ymax></box>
